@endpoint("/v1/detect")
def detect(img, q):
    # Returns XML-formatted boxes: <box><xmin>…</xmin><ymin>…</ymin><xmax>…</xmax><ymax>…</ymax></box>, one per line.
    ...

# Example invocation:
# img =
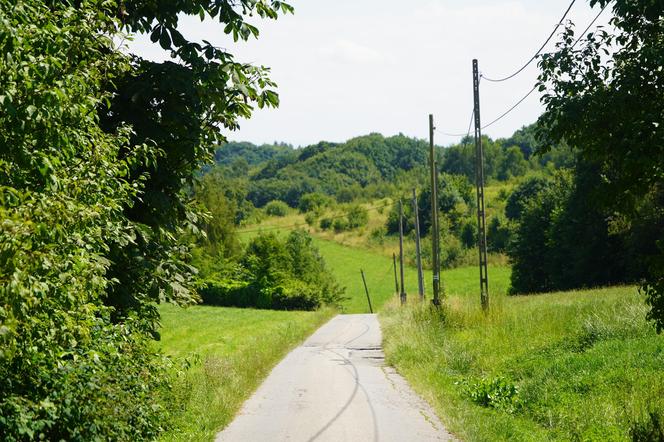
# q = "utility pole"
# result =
<box><xmin>392</xmin><ymin>253</ymin><xmax>399</xmax><ymax>297</ymax></box>
<box><xmin>429</xmin><ymin>114</ymin><xmax>442</xmax><ymax>306</ymax></box>
<box><xmin>472</xmin><ymin>59</ymin><xmax>489</xmax><ymax>311</ymax></box>
<box><xmin>398</xmin><ymin>200</ymin><xmax>407</xmax><ymax>305</ymax></box>
<box><xmin>412</xmin><ymin>188</ymin><xmax>425</xmax><ymax>300</ymax></box>
<box><xmin>360</xmin><ymin>270</ymin><xmax>373</xmax><ymax>314</ymax></box>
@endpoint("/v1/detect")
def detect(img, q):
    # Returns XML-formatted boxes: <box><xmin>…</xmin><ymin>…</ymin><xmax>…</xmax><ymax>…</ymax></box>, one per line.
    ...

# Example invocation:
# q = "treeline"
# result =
<box><xmin>212</xmin><ymin>141</ymin><xmax>294</xmax><ymax>167</ymax></box>
<box><xmin>507</xmin><ymin>163</ymin><xmax>663</xmax><ymax>294</ymax></box>
<box><xmin>208</xmin><ymin>124</ymin><xmax>662</xmax><ymax>302</ymax></box>
<box><xmin>209</xmin><ymin>127</ymin><xmax>574</xmax><ymax>211</ymax></box>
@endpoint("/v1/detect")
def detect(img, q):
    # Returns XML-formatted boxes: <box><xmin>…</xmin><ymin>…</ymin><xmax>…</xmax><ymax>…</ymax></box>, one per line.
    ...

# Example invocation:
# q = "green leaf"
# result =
<box><xmin>150</xmin><ymin>27</ymin><xmax>160</xmax><ymax>43</ymax></box>
<box><xmin>159</xmin><ymin>31</ymin><xmax>171</xmax><ymax>50</ymax></box>
<box><xmin>169</xmin><ymin>28</ymin><xmax>186</xmax><ymax>47</ymax></box>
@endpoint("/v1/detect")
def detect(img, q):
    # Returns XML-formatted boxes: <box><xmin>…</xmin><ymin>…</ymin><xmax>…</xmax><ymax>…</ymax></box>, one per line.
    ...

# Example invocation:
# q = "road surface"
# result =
<box><xmin>216</xmin><ymin>314</ymin><xmax>455</xmax><ymax>442</ymax></box>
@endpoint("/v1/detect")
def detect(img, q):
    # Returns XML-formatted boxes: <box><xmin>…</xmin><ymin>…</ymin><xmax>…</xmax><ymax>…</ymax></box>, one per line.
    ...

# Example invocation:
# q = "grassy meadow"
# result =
<box><xmin>311</xmin><ymin>236</ymin><xmax>511</xmax><ymax>313</ymax></box>
<box><xmin>160</xmin><ymin>189</ymin><xmax>662</xmax><ymax>441</ymax></box>
<box><xmin>380</xmin><ymin>287</ymin><xmax>664</xmax><ymax>441</ymax></box>
<box><xmin>157</xmin><ymin>305</ymin><xmax>334</xmax><ymax>441</ymax></box>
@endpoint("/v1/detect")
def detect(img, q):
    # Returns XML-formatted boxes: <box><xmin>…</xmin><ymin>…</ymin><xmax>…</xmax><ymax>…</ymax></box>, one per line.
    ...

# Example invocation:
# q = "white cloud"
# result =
<box><xmin>319</xmin><ymin>39</ymin><xmax>391</xmax><ymax>65</ymax></box>
<box><xmin>127</xmin><ymin>0</ymin><xmax>613</xmax><ymax>146</ymax></box>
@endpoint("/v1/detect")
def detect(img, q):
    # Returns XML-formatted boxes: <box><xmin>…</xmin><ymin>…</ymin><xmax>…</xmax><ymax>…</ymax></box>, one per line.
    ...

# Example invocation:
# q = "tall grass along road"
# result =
<box><xmin>215</xmin><ymin>314</ymin><xmax>456</xmax><ymax>441</ymax></box>
<box><xmin>381</xmin><ymin>287</ymin><xmax>664</xmax><ymax>441</ymax></box>
<box><xmin>157</xmin><ymin>305</ymin><xmax>334</xmax><ymax>441</ymax></box>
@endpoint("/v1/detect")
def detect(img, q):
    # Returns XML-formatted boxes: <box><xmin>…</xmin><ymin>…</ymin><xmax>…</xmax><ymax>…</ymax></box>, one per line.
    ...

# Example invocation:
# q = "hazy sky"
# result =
<box><xmin>128</xmin><ymin>0</ymin><xmax>610</xmax><ymax>147</ymax></box>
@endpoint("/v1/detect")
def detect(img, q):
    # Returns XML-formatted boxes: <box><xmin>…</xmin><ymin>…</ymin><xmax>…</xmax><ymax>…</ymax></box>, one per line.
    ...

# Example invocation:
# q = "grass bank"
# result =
<box><xmin>157</xmin><ymin>305</ymin><xmax>334</xmax><ymax>441</ymax></box>
<box><xmin>380</xmin><ymin>286</ymin><xmax>664</xmax><ymax>441</ymax></box>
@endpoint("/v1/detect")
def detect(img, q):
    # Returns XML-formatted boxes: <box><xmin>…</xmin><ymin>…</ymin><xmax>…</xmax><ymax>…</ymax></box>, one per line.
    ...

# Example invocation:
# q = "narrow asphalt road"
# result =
<box><xmin>216</xmin><ymin>314</ymin><xmax>455</xmax><ymax>442</ymax></box>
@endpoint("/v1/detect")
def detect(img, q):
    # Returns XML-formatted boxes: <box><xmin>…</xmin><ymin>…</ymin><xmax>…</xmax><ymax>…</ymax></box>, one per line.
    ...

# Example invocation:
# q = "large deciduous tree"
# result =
<box><xmin>101</xmin><ymin>0</ymin><xmax>291</xmax><ymax>332</ymax></box>
<box><xmin>0</xmin><ymin>0</ymin><xmax>290</xmax><ymax>438</ymax></box>
<box><xmin>536</xmin><ymin>0</ymin><xmax>664</xmax><ymax>330</ymax></box>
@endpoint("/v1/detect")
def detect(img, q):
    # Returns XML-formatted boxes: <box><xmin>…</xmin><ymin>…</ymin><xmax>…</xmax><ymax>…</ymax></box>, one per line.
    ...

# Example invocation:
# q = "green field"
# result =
<box><xmin>165</xmin><ymin>220</ymin><xmax>663</xmax><ymax>442</ymax></box>
<box><xmin>157</xmin><ymin>305</ymin><xmax>334</xmax><ymax>441</ymax></box>
<box><xmin>380</xmin><ymin>287</ymin><xmax>664</xmax><ymax>441</ymax></box>
<box><xmin>312</xmin><ymin>236</ymin><xmax>511</xmax><ymax>313</ymax></box>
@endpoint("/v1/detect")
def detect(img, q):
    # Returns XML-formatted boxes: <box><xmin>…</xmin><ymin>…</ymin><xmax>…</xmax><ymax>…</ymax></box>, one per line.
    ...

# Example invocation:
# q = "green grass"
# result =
<box><xmin>157</xmin><ymin>202</ymin><xmax>664</xmax><ymax>441</ymax></box>
<box><xmin>380</xmin><ymin>286</ymin><xmax>664</xmax><ymax>441</ymax></box>
<box><xmin>157</xmin><ymin>304</ymin><xmax>334</xmax><ymax>441</ymax></box>
<box><xmin>312</xmin><ymin>236</ymin><xmax>511</xmax><ymax>313</ymax></box>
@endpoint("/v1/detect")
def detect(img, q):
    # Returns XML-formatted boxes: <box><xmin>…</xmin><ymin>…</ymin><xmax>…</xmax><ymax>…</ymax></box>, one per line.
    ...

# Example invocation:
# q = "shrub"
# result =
<box><xmin>200</xmin><ymin>278</ymin><xmax>322</xmax><ymax>311</ymax></box>
<box><xmin>460</xmin><ymin>219</ymin><xmax>477</xmax><ymax>249</ymax></box>
<box><xmin>319</xmin><ymin>217</ymin><xmax>333</xmax><ymax>230</ymax></box>
<box><xmin>369</xmin><ymin>227</ymin><xmax>386</xmax><ymax>245</ymax></box>
<box><xmin>346</xmin><ymin>204</ymin><xmax>369</xmax><ymax>229</ymax></box>
<box><xmin>305</xmin><ymin>211</ymin><xmax>318</xmax><ymax>226</ymax></box>
<box><xmin>199</xmin><ymin>278</ymin><xmax>255</xmax><ymax>307</ymax></box>
<box><xmin>333</xmin><ymin>218</ymin><xmax>349</xmax><ymax>233</ymax></box>
<box><xmin>298</xmin><ymin>192</ymin><xmax>329</xmax><ymax>213</ymax></box>
<box><xmin>201</xmin><ymin>231</ymin><xmax>344</xmax><ymax>310</ymax></box>
<box><xmin>440</xmin><ymin>235</ymin><xmax>465</xmax><ymax>269</ymax></box>
<box><xmin>270</xmin><ymin>280</ymin><xmax>321</xmax><ymax>310</ymax></box>
<box><xmin>264</xmin><ymin>200</ymin><xmax>289</xmax><ymax>217</ymax></box>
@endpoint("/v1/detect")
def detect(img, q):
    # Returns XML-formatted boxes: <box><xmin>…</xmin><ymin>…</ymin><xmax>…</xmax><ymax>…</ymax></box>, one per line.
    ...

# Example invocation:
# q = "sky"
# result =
<box><xmin>127</xmin><ymin>0</ymin><xmax>611</xmax><ymax>147</ymax></box>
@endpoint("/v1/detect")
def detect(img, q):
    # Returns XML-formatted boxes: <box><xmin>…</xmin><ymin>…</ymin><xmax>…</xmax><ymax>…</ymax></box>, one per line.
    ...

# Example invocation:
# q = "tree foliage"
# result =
<box><xmin>0</xmin><ymin>1</ymin><xmax>167</xmax><ymax>438</ymax></box>
<box><xmin>536</xmin><ymin>0</ymin><xmax>664</xmax><ymax>329</ymax></box>
<box><xmin>508</xmin><ymin>165</ymin><xmax>636</xmax><ymax>295</ymax></box>
<box><xmin>214</xmin><ymin>141</ymin><xmax>293</xmax><ymax>167</ymax></box>
<box><xmin>200</xmin><ymin>231</ymin><xmax>345</xmax><ymax>310</ymax></box>
<box><xmin>0</xmin><ymin>0</ymin><xmax>292</xmax><ymax>438</ymax></box>
<box><xmin>100</xmin><ymin>0</ymin><xmax>291</xmax><ymax>332</ymax></box>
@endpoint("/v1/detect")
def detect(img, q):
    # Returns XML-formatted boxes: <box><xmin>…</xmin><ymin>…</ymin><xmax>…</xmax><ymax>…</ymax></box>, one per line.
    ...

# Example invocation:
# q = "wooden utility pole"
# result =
<box><xmin>398</xmin><ymin>200</ymin><xmax>406</xmax><ymax>305</ymax></box>
<box><xmin>392</xmin><ymin>253</ymin><xmax>399</xmax><ymax>297</ymax></box>
<box><xmin>472</xmin><ymin>59</ymin><xmax>489</xmax><ymax>311</ymax></box>
<box><xmin>360</xmin><ymin>270</ymin><xmax>373</xmax><ymax>314</ymax></box>
<box><xmin>429</xmin><ymin>114</ymin><xmax>442</xmax><ymax>306</ymax></box>
<box><xmin>412</xmin><ymin>188</ymin><xmax>425</xmax><ymax>300</ymax></box>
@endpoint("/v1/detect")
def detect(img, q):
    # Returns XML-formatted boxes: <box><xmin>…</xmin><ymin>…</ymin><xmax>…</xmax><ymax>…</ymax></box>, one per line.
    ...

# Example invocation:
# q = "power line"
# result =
<box><xmin>482</xmin><ymin>86</ymin><xmax>537</xmax><ymax>130</ymax></box>
<box><xmin>479</xmin><ymin>4</ymin><xmax>609</xmax><ymax>130</ymax></box>
<box><xmin>437</xmin><ymin>77</ymin><xmax>481</xmax><ymax>139</ymax></box>
<box><xmin>437</xmin><ymin>109</ymin><xmax>474</xmax><ymax>138</ymax></box>
<box><xmin>436</xmin><ymin>2</ymin><xmax>608</xmax><ymax>138</ymax></box>
<box><xmin>571</xmin><ymin>3</ymin><xmax>608</xmax><ymax>49</ymax></box>
<box><xmin>481</xmin><ymin>0</ymin><xmax>577</xmax><ymax>83</ymax></box>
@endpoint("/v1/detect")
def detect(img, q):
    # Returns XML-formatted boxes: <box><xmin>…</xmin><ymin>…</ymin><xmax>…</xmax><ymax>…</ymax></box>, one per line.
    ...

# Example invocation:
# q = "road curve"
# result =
<box><xmin>215</xmin><ymin>314</ymin><xmax>455</xmax><ymax>442</ymax></box>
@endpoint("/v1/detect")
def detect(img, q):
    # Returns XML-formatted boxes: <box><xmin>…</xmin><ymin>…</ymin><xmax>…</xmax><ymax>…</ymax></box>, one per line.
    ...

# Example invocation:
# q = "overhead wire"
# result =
<box><xmin>481</xmin><ymin>86</ymin><xmax>537</xmax><ymax>130</ymax></box>
<box><xmin>437</xmin><ymin>109</ymin><xmax>475</xmax><ymax>138</ymax></box>
<box><xmin>481</xmin><ymin>0</ymin><xmax>577</xmax><ymax>83</ymax></box>
<box><xmin>570</xmin><ymin>2</ymin><xmax>609</xmax><ymax>49</ymax></box>
<box><xmin>436</xmin><ymin>76</ymin><xmax>481</xmax><ymax>139</ymax></box>
<box><xmin>434</xmin><ymin>3</ymin><xmax>608</xmax><ymax>138</ymax></box>
<box><xmin>480</xmin><ymin>4</ymin><xmax>609</xmax><ymax>130</ymax></box>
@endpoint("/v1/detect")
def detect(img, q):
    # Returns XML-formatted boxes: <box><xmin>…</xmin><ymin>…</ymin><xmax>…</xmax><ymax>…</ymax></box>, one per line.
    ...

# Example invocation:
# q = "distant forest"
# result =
<box><xmin>198</xmin><ymin>123</ymin><xmax>662</xmax><ymax>302</ymax></box>
<box><xmin>214</xmin><ymin>125</ymin><xmax>573</xmax><ymax>209</ymax></box>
